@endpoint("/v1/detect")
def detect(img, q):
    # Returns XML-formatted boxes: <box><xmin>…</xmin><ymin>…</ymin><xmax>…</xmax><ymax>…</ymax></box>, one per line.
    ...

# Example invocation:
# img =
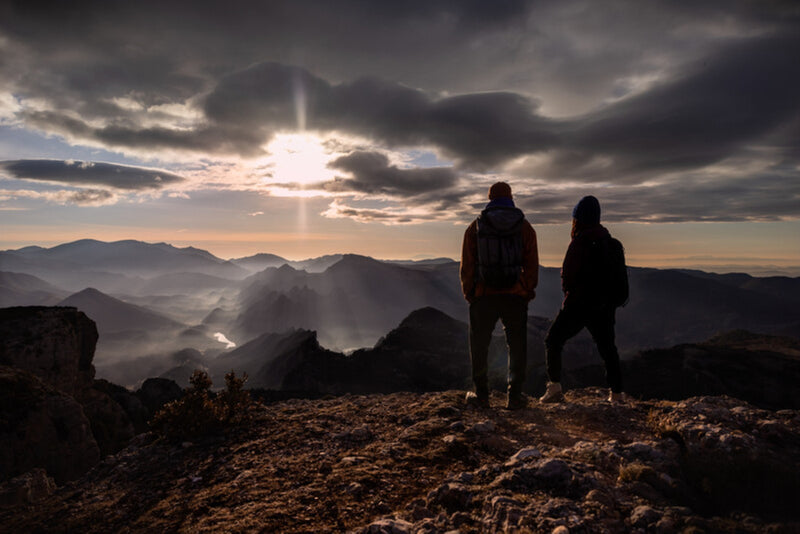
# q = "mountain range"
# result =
<box><xmin>3</xmin><ymin>239</ymin><xmax>800</xmax><ymax>389</ymax></box>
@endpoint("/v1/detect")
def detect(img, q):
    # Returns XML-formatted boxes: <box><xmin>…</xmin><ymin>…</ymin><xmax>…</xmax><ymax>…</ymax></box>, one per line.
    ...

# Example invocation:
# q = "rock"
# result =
<box><xmin>0</xmin><ymin>307</ymin><xmax>139</xmax><ymax>478</ymax></box>
<box><xmin>630</xmin><ymin>505</ymin><xmax>661</xmax><ymax>527</ymax></box>
<box><xmin>427</xmin><ymin>482</ymin><xmax>473</xmax><ymax>513</ymax></box>
<box><xmin>0</xmin><ymin>366</ymin><xmax>101</xmax><ymax>484</ymax></box>
<box><xmin>135</xmin><ymin>377</ymin><xmax>182</xmax><ymax>415</ymax></box>
<box><xmin>494</xmin><ymin>458</ymin><xmax>587</xmax><ymax>497</ymax></box>
<box><xmin>450</xmin><ymin>511</ymin><xmax>472</xmax><ymax>528</ymax></box>
<box><xmin>1</xmin><ymin>389</ymin><xmax>798</xmax><ymax>533</ymax></box>
<box><xmin>452</xmin><ymin>472</ymin><xmax>474</xmax><ymax>484</ymax></box>
<box><xmin>350</xmin><ymin>425</ymin><xmax>372</xmax><ymax>441</ymax></box>
<box><xmin>77</xmin><ymin>387</ymin><xmax>136</xmax><ymax>456</ymax></box>
<box><xmin>92</xmin><ymin>379</ymin><xmax>149</xmax><ymax>433</ymax></box>
<box><xmin>437</xmin><ymin>406</ymin><xmax>461</xmax><ymax>418</ymax></box>
<box><xmin>468</xmin><ymin>421</ymin><xmax>496</xmax><ymax>434</ymax></box>
<box><xmin>0</xmin><ymin>307</ymin><xmax>97</xmax><ymax>397</ymax></box>
<box><xmin>340</xmin><ymin>456</ymin><xmax>368</xmax><ymax>466</ymax></box>
<box><xmin>0</xmin><ymin>468</ymin><xmax>56</xmax><ymax>506</ymax></box>
<box><xmin>584</xmin><ymin>488</ymin><xmax>614</xmax><ymax>509</ymax></box>
<box><xmin>345</xmin><ymin>482</ymin><xmax>363</xmax><ymax>496</ymax></box>
<box><xmin>552</xmin><ymin>526</ymin><xmax>569</xmax><ymax>534</ymax></box>
<box><xmin>509</xmin><ymin>446</ymin><xmax>542</xmax><ymax>462</ymax></box>
<box><xmin>448</xmin><ymin>421</ymin><xmax>465</xmax><ymax>432</ymax></box>
<box><xmin>360</xmin><ymin>518</ymin><xmax>414</xmax><ymax>534</ymax></box>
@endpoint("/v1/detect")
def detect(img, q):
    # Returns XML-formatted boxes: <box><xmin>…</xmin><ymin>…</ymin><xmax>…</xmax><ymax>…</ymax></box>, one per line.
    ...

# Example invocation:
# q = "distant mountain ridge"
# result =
<box><xmin>3</xmin><ymin>239</ymin><xmax>800</xmax><ymax>370</ymax></box>
<box><xmin>0</xmin><ymin>271</ymin><xmax>68</xmax><ymax>307</ymax></box>
<box><xmin>1</xmin><ymin>239</ymin><xmax>249</xmax><ymax>291</ymax></box>
<box><xmin>58</xmin><ymin>288</ymin><xmax>183</xmax><ymax>334</ymax></box>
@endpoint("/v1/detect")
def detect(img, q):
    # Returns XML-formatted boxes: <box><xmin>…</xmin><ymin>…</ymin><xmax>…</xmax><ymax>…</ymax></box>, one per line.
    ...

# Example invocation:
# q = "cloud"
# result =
<box><xmin>0</xmin><ymin>188</ymin><xmax>118</xmax><ymax>206</ymax></box>
<box><xmin>0</xmin><ymin>160</ymin><xmax>185</xmax><ymax>190</ymax></box>
<box><xmin>15</xmin><ymin>28</ymin><xmax>800</xmax><ymax>181</ymax></box>
<box><xmin>1</xmin><ymin>1</ymin><xmax>799</xmax><ymax>227</ymax></box>
<box><xmin>510</xmin><ymin>170</ymin><xmax>800</xmax><ymax>225</ymax></box>
<box><xmin>202</xmin><ymin>63</ymin><xmax>560</xmax><ymax>165</ymax></box>
<box><xmin>324</xmin><ymin>151</ymin><xmax>458</xmax><ymax>196</ymax></box>
<box><xmin>321</xmin><ymin>199</ymin><xmax>454</xmax><ymax>225</ymax></box>
<box><xmin>562</xmin><ymin>33</ymin><xmax>800</xmax><ymax>181</ymax></box>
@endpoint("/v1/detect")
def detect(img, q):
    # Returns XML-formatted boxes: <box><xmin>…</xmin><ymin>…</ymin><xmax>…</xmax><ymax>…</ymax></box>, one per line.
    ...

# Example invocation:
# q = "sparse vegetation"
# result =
<box><xmin>150</xmin><ymin>370</ymin><xmax>256</xmax><ymax>441</ymax></box>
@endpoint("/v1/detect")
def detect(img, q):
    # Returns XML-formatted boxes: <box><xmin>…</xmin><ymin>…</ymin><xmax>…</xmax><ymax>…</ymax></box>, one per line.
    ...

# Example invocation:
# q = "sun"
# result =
<box><xmin>262</xmin><ymin>133</ymin><xmax>337</xmax><ymax>187</ymax></box>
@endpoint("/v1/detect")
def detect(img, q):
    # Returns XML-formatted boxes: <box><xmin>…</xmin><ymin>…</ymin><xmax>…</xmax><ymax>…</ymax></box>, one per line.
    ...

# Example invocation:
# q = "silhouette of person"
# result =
<box><xmin>460</xmin><ymin>182</ymin><xmax>539</xmax><ymax>409</ymax></box>
<box><xmin>540</xmin><ymin>195</ymin><xmax>625</xmax><ymax>404</ymax></box>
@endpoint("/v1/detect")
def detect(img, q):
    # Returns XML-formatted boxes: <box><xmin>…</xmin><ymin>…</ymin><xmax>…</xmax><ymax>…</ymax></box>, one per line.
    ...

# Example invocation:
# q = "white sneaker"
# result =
<box><xmin>608</xmin><ymin>391</ymin><xmax>625</xmax><ymax>403</ymax></box>
<box><xmin>539</xmin><ymin>382</ymin><xmax>564</xmax><ymax>403</ymax></box>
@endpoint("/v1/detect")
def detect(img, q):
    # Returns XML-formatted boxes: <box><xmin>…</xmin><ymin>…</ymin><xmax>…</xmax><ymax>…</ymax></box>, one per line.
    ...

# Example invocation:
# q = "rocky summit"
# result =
<box><xmin>2</xmin><ymin>389</ymin><xmax>798</xmax><ymax>533</ymax></box>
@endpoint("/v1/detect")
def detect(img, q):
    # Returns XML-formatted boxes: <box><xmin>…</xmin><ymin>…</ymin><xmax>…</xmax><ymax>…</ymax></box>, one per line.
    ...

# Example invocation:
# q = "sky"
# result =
<box><xmin>1</xmin><ymin>0</ymin><xmax>799</xmax><ymax>274</ymax></box>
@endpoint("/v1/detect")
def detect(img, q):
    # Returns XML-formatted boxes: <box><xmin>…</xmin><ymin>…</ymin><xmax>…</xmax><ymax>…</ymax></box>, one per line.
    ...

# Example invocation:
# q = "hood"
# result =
<box><xmin>480</xmin><ymin>206</ymin><xmax>525</xmax><ymax>233</ymax></box>
<box><xmin>575</xmin><ymin>224</ymin><xmax>610</xmax><ymax>241</ymax></box>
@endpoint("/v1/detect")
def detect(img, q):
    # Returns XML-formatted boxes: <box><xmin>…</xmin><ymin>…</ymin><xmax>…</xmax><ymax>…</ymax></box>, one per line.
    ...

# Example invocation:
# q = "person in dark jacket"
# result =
<box><xmin>540</xmin><ymin>195</ymin><xmax>624</xmax><ymax>403</ymax></box>
<box><xmin>460</xmin><ymin>182</ymin><xmax>539</xmax><ymax>410</ymax></box>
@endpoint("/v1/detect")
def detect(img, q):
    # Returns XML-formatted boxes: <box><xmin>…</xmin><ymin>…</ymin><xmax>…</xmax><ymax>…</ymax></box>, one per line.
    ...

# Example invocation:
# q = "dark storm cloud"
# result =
<box><xmin>0</xmin><ymin>160</ymin><xmax>185</xmax><ymax>190</ymax></box>
<box><xmin>324</xmin><ymin>151</ymin><xmax>458</xmax><ymax>196</ymax></box>
<box><xmin>511</xmin><ymin>171</ymin><xmax>800</xmax><ymax>225</ymax></box>
<box><xmin>204</xmin><ymin>63</ymin><xmax>560</xmax><ymax>164</ymax></box>
<box><xmin>0</xmin><ymin>0</ymin><xmax>534</xmax><ymax>115</ymax></box>
<box><xmin>16</xmin><ymin>29</ymin><xmax>800</xmax><ymax>178</ymax></box>
<box><xmin>563</xmin><ymin>33</ymin><xmax>800</xmax><ymax>180</ymax></box>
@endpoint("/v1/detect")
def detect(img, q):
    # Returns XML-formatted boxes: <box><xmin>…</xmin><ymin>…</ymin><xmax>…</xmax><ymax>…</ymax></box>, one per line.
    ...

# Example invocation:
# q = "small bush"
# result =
<box><xmin>151</xmin><ymin>370</ymin><xmax>255</xmax><ymax>441</ymax></box>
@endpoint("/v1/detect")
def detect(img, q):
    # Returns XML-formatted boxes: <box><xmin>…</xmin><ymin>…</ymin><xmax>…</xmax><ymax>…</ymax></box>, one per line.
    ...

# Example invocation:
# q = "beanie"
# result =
<box><xmin>572</xmin><ymin>195</ymin><xmax>601</xmax><ymax>224</ymax></box>
<box><xmin>488</xmin><ymin>182</ymin><xmax>513</xmax><ymax>200</ymax></box>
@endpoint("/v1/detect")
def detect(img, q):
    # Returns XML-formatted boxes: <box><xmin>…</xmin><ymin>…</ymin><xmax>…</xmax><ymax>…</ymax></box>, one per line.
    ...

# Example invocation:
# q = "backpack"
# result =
<box><xmin>475</xmin><ymin>207</ymin><xmax>525</xmax><ymax>289</ymax></box>
<box><xmin>589</xmin><ymin>236</ymin><xmax>629</xmax><ymax>307</ymax></box>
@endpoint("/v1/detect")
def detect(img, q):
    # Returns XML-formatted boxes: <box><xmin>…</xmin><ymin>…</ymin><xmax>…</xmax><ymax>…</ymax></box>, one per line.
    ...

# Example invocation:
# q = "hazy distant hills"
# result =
<box><xmin>207</xmin><ymin>306</ymin><xmax>800</xmax><ymax>411</ymax></box>
<box><xmin>2</xmin><ymin>238</ymin><xmax>800</xmax><ymax>389</ymax></box>
<box><xmin>0</xmin><ymin>239</ymin><xmax>249</xmax><ymax>292</ymax></box>
<box><xmin>231</xmin><ymin>254</ymin><xmax>800</xmax><ymax>352</ymax></box>
<box><xmin>233</xmin><ymin>255</ymin><xmax>467</xmax><ymax>349</ymax></box>
<box><xmin>571</xmin><ymin>330</ymin><xmax>800</xmax><ymax>410</ymax></box>
<box><xmin>0</xmin><ymin>271</ymin><xmax>68</xmax><ymax>307</ymax></box>
<box><xmin>211</xmin><ymin>307</ymin><xmax>596</xmax><ymax>395</ymax></box>
<box><xmin>58</xmin><ymin>288</ymin><xmax>183</xmax><ymax>335</ymax></box>
<box><xmin>617</xmin><ymin>268</ymin><xmax>800</xmax><ymax>349</ymax></box>
<box><xmin>230</xmin><ymin>253</ymin><xmax>343</xmax><ymax>273</ymax></box>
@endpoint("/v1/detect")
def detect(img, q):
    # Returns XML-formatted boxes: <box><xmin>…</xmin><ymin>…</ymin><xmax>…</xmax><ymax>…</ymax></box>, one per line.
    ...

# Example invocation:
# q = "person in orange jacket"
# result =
<box><xmin>460</xmin><ymin>182</ymin><xmax>539</xmax><ymax>409</ymax></box>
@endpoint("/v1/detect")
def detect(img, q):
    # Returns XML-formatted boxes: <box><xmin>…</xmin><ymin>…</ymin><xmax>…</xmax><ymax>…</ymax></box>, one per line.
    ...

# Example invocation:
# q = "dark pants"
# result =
<box><xmin>545</xmin><ymin>303</ymin><xmax>622</xmax><ymax>392</ymax></box>
<box><xmin>469</xmin><ymin>294</ymin><xmax>528</xmax><ymax>397</ymax></box>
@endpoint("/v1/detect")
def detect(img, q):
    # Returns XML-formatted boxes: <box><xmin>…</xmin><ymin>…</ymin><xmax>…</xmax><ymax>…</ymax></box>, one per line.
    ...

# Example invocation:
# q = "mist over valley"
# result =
<box><xmin>2</xmin><ymin>239</ymin><xmax>799</xmax><ymax>393</ymax></box>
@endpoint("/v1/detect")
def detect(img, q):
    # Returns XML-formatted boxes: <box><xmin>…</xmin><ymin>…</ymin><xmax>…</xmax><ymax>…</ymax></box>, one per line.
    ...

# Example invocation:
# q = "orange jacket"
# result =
<box><xmin>460</xmin><ymin>217</ymin><xmax>539</xmax><ymax>302</ymax></box>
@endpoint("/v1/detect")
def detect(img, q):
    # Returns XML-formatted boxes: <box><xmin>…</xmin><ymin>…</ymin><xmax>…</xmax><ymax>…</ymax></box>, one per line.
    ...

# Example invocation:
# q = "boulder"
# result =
<box><xmin>0</xmin><ymin>468</ymin><xmax>56</xmax><ymax>507</ymax></box>
<box><xmin>0</xmin><ymin>307</ymin><xmax>97</xmax><ymax>396</ymax></box>
<box><xmin>77</xmin><ymin>387</ymin><xmax>136</xmax><ymax>456</ymax></box>
<box><xmin>0</xmin><ymin>366</ymin><xmax>100</xmax><ymax>484</ymax></box>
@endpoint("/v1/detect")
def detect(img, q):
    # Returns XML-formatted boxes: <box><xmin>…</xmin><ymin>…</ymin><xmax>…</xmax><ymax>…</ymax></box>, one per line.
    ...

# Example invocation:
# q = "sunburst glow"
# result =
<box><xmin>262</xmin><ymin>133</ymin><xmax>337</xmax><ymax>186</ymax></box>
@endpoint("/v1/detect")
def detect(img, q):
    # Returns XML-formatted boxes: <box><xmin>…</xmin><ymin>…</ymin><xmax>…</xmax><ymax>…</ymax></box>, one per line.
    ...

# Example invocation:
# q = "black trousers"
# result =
<box><xmin>545</xmin><ymin>302</ymin><xmax>623</xmax><ymax>392</ymax></box>
<box><xmin>469</xmin><ymin>294</ymin><xmax>528</xmax><ymax>396</ymax></box>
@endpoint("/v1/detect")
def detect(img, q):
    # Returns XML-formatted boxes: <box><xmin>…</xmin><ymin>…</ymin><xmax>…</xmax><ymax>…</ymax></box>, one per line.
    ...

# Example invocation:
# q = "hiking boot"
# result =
<box><xmin>465</xmin><ymin>391</ymin><xmax>490</xmax><ymax>409</ymax></box>
<box><xmin>538</xmin><ymin>382</ymin><xmax>564</xmax><ymax>404</ymax></box>
<box><xmin>505</xmin><ymin>393</ymin><xmax>528</xmax><ymax>410</ymax></box>
<box><xmin>608</xmin><ymin>390</ymin><xmax>625</xmax><ymax>403</ymax></box>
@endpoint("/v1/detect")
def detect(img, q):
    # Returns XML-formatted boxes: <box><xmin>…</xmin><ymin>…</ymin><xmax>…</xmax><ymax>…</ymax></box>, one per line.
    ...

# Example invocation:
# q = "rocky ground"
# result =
<box><xmin>2</xmin><ymin>388</ymin><xmax>799</xmax><ymax>533</ymax></box>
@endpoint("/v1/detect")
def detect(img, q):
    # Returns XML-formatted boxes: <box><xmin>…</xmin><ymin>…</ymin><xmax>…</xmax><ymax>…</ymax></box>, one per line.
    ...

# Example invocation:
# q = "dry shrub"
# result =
<box><xmin>151</xmin><ymin>370</ymin><xmax>255</xmax><ymax>441</ymax></box>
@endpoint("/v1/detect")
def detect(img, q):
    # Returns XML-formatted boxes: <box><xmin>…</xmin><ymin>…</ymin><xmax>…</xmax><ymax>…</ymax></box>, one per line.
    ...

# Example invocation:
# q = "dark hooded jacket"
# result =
<box><xmin>561</xmin><ymin>224</ymin><xmax>613</xmax><ymax>306</ymax></box>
